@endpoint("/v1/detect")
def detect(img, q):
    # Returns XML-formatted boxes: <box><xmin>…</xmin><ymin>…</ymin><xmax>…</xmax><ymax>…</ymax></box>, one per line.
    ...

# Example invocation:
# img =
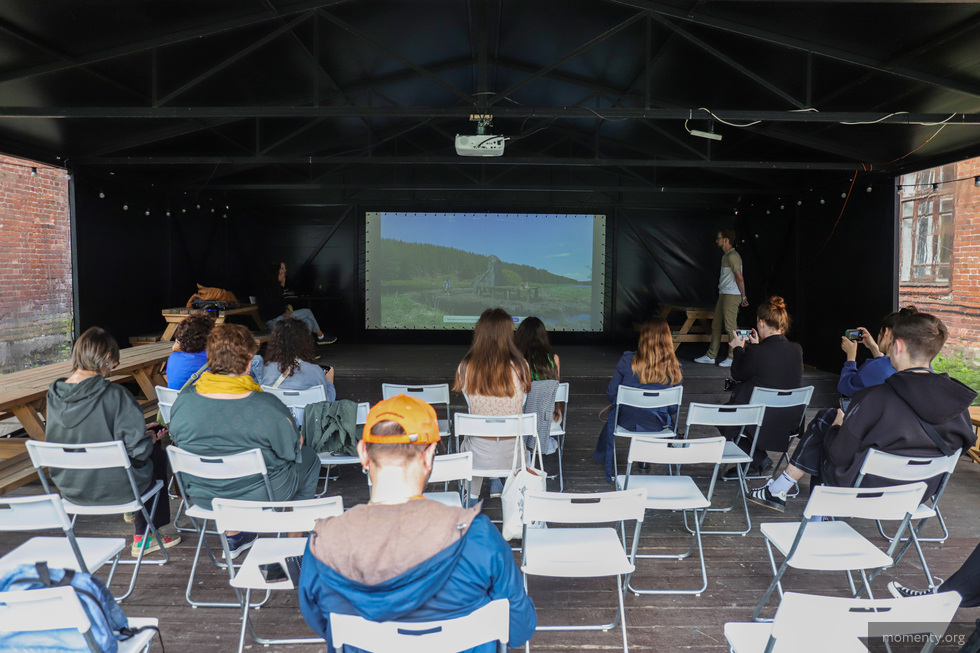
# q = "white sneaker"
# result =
<box><xmin>718</xmin><ymin>358</ymin><xmax>733</xmax><ymax>368</ymax></box>
<box><xmin>694</xmin><ymin>355</ymin><xmax>715</xmax><ymax>364</ymax></box>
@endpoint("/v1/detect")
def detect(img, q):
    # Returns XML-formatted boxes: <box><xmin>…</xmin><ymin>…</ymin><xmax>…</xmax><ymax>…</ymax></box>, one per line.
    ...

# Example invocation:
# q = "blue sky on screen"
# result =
<box><xmin>380</xmin><ymin>212</ymin><xmax>595</xmax><ymax>280</ymax></box>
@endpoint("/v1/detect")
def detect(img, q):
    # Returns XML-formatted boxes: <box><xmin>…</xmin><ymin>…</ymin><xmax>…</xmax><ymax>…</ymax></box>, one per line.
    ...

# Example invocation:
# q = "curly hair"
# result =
<box><xmin>206</xmin><ymin>324</ymin><xmax>258</xmax><ymax>376</ymax></box>
<box><xmin>264</xmin><ymin>317</ymin><xmax>317</xmax><ymax>377</ymax></box>
<box><xmin>174</xmin><ymin>313</ymin><xmax>214</xmax><ymax>354</ymax></box>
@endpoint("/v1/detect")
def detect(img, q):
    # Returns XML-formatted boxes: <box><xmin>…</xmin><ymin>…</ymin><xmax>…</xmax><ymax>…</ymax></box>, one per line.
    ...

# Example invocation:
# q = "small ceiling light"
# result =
<box><xmin>181</xmin><ymin>208</ymin><xmax>187</xmax><ymax>213</ymax></box>
<box><xmin>122</xmin><ymin>204</ymin><xmax>128</xmax><ymax>211</ymax></box>
<box><xmin>766</xmin><ymin>210</ymin><xmax>770</xmax><ymax>215</ymax></box>
<box><xmin>796</xmin><ymin>200</ymin><xmax>802</xmax><ymax>206</ymax></box>
<box><xmin>689</xmin><ymin>128</ymin><xmax>722</xmax><ymax>142</ymax></box>
<box><xmin>820</xmin><ymin>198</ymin><xmax>825</xmax><ymax>204</ymax></box>
<box><xmin>222</xmin><ymin>213</ymin><xmax>228</xmax><ymax>218</ymax></box>
<box><xmin>841</xmin><ymin>192</ymin><xmax>847</xmax><ymax>198</ymax></box>
<box><xmin>780</xmin><ymin>205</ymin><xmax>785</xmax><ymax>210</ymax></box>
<box><xmin>933</xmin><ymin>183</ymin><xmax>940</xmax><ymax>191</ymax></box>
<box><xmin>196</xmin><ymin>204</ymin><xmax>201</xmax><ymax>209</ymax></box>
<box><xmin>866</xmin><ymin>186</ymin><xmax>872</xmax><ymax>193</ymax></box>
<box><xmin>98</xmin><ymin>191</ymin><xmax>105</xmax><ymax>198</ymax></box>
<box><xmin>165</xmin><ymin>211</ymin><xmax>171</xmax><ymax>217</ymax></box>
<box><xmin>145</xmin><ymin>210</ymin><xmax>150</xmax><ymax>216</ymax></box>
<box><xmin>30</xmin><ymin>167</ymin><xmax>37</xmax><ymax>176</ymax></box>
<box><xmin>210</xmin><ymin>208</ymin><xmax>215</xmax><ymax>214</ymax></box>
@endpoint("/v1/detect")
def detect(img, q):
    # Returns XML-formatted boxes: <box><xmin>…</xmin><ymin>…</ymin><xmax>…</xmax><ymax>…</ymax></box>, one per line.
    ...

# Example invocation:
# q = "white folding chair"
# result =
<box><xmin>25</xmin><ymin>440</ymin><xmax>171</xmax><ymax>602</ymax></box>
<box><xmin>0</xmin><ymin>494</ymin><xmax>125</xmax><ymax>584</ymax></box>
<box><xmin>0</xmin><ymin>586</ymin><xmax>159</xmax><ymax>653</ymax></box>
<box><xmin>727</xmin><ymin>590</ymin><xmax>962</xmax><ymax>653</ymax></box>
<box><xmin>748</xmin><ymin>386</ymin><xmax>814</xmax><ymax>475</ymax></box>
<box><xmin>856</xmin><ymin>449</ymin><xmax>959</xmax><ymax>545</ymax></box>
<box><xmin>454</xmin><ymin>413</ymin><xmax>537</xmax><ymax>492</ymax></box>
<box><xmin>154</xmin><ymin>385</ymin><xmax>179</xmax><ymax>424</ymax></box>
<box><xmin>550</xmin><ymin>382</ymin><xmax>570</xmax><ymax>491</ymax></box>
<box><xmin>166</xmin><ymin>445</ymin><xmax>274</xmax><ymax>608</ymax></box>
<box><xmin>381</xmin><ymin>383</ymin><xmax>453</xmax><ymax>450</ymax></box>
<box><xmin>261</xmin><ymin>385</ymin><xmax>327</xmax><ymax>429</ymax></box>
<box><xmin>330</xmin><ymin>598</ymin><xmax>510</xmax><ymax>653</ymax></box>
<box><xmin>751</xmin><ymin>483</ymin><xmax>928</xmax><ymax>622</ymax></box>
<box><xmin>424</xmin><ymin>452</ymin><xmax>473</xmax><ymax>507</ymax></box>
<box><xmin>618</xmin><ymin>436</ymin><xmax>726</xmax><ymax>596</ymax></box>
<box><xmin>316</xmin><ymin>401</ymin><xmax>370</xmax><ymax>497</ymax></box>
<box><xmin>682</xmin><ymin>403</ymin><xmax>766</xmax><ymax>536</ymax></box>
<box><xmin>212</xmin><ymin>497</ymin><xmax>344</xmax><ymax>653</ymax></box>
<box><xmin>610</xmin><ymin>385</ymin><xmax>683</xmax><ymax>479</ymax></box>
<box><xmin>521</xmin><ymin>489</ymin><xmax>646</xmax><ymax>653</ymax></box>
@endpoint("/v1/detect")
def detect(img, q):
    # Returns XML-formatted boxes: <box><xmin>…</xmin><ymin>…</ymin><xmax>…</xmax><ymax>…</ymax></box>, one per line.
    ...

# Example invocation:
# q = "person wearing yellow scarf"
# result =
<box><xmin>195</xmin><ymin>370</ymin><xmax>262</xmax><ymax>395</ymax></box>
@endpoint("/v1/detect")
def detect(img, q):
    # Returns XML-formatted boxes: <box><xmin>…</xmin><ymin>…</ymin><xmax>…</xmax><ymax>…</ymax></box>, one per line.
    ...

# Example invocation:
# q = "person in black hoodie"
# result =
<box><xmin>45</xmin><ymin>326</ymin><xmax>180</xmax><ymax>556</ymax></box>
<box><xmin>749</xmin><ymin>310</ymin><xmax>976</xmax><ymax>513</ymax></box>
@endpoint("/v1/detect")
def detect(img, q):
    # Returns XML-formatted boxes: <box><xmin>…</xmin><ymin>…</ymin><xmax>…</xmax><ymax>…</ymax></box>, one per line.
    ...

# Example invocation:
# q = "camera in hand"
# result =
<box><xmin>844</xmin><ymin>328</ymin><xmax>863</xmax><ymax>341</ymax></box>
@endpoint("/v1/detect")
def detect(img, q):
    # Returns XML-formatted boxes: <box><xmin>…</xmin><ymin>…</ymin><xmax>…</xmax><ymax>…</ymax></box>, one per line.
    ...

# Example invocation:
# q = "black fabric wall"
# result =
<box><xmin>72</xmin><ymin>172</ymin><xmax>896</xmax><ymax>373</ymax></box>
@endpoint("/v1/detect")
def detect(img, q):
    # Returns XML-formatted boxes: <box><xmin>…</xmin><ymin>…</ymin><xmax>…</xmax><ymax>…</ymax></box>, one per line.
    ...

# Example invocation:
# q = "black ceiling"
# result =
<box><xmin>2</xmin><ymin>0</ymin><xmax>980</xmax><ymax>211</ymax></box>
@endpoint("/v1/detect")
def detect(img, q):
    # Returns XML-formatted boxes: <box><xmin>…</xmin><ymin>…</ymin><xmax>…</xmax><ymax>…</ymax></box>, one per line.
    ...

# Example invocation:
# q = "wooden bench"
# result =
<box><xmin>161</xmin><ymin>305</ymin><xmax>266</xmax><ymax>341</ymax></box>
<box><xmin>659</xmin><ymin>303</ymin><xmax>731</xmax><ymax>351</ymax></box>
<box><xmin>968</xmin><ymin>406</ymin><xmax>980</xmax><ymax>465</ymax></box>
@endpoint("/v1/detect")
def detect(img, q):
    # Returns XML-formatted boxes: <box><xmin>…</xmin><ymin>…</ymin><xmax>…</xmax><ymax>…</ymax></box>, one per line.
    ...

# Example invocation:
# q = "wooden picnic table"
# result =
<box><xmin>0</xmin><ymin>341</ymin><xmax>173</xmax><ymax>495</ymax></box>
<box><xmin>161</xmin><ymin>304</ymin><xmax>267</xmax><ymax>341</ymax></box>
<box><xmin>968</xmin><ymin>406</ymin><xmax>980</xmax><ymax>465</ymax></box>
<box><xmin>659</xmin><ymin>303</ymin><xmax>730</xmax><ymax>351</ymax></box>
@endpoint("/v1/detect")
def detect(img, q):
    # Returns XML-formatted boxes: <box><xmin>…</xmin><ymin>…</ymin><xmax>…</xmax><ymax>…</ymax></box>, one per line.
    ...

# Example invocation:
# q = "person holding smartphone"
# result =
<box><xmin>837</xmin><ymin>307</ymin><xmax>915</xmax><ymax>398</ymax></box>
<box><xmin>726</xmin><ymin>296</ymin><xmax>804</xmax><ymax>475</ymax></box>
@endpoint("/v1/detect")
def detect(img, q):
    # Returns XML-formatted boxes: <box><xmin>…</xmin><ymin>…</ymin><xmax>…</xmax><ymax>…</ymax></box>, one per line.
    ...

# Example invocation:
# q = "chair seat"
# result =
<box><xmin>723</xmin><ymin>621</ymin><xmax>867</xmax><ymax>653</ymax></box>
<box><xmin>613</xmin><ymin>426</ymin><xmax>673</xmax><ymax>438</ymax></box>
<box><xmin>473</xmin><ymin>467</ymin><xmax>512</xmax><ymax>479</ymax></box>
<box><xmin>61</xmin><ymin>480</ymin><xmax>164</xmax><ymax>516</ymax></box>
<box><xmin>119</xmin><ymin>617</ymin><xmax>159</xmax><ymax>653</ymax></box>
<box><xmin>438</xmin><ymin>419</ymin><xmax>450</xmax><ymax>438</ymax></box>
<box><xmin>0</xmin><ymin>536</ymin><xmax>125</xmax><ymax>575</ymax></box>
<box><xmin>423</xmin><ymin>491</ymin><xmax>463</xmax><ymax>508</ymax></box>
<box><xmin>523</xmin><ymin>527</ymin><xmax>634</xmax><ymax>578</ymax></box>
<box><xmin>913</xmin><ymin>503</ymin><xmax>937</xmax><ymax>520</ymax></box>
<box><xmin>761</xmin><ymin>521</ymin><xmax>893</xmax><ymax>571</ymax></box>
<box><xmin>318</xmin><ymin>453</ymin><xmax>361</xmax><ymax>466</ymax></box>
<box><xmin>230</xmin><ymin>537</ymin><xmax>308</xmax><ymax>590</ymax></box>
<box><xmin>615</xmin><ymin>475</ymin><xmax>710</xmax><ymax>510</ymax></box>
<box><xmin>722</xmin><ymin>441</ymin><xmax>752</xmax><ymax>464</ymax></box>
<box><xmin>185</xmin><ymin>504</ymin><xmax>216</xmax><ymax>521</ymax></box>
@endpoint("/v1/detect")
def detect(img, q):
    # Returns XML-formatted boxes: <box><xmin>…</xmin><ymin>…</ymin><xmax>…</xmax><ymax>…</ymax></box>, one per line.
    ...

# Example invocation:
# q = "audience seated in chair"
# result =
<box><xmin>45</xmin><ymin>326</ymin><xmax>180</xmax><ymax>557</ymax></box>
<box><xmin>837</xmin><ymin>306</ymin><xmax>914</xmax><ymax>399</ymax></box>
<box><xmin>250</xmin><ymin>317</ymin><xmax>336</xmax><ymax>398</ymax></box>
<box><xmin>298</xmin><ymin>394</ymin><xmax>537</xmax><ymax>652</ymax></box>
<box><xmin>515</xmin><ymin>316</ymin><xmax>562</xmax><ymax>454</ymax></box>
<box><xmin>167</xmin><ymin>313</ymin><xmax>214</xmax><ymax>390</ymax></box>
<box><xmin>169</xmin><ymin>323</ymin><xmax>320</xmax><ymax>557</ymax></box>
<box><xmin>750</xmin><ymin>310</ymin><xmax>976</xmax><ymax>513</ymax></box>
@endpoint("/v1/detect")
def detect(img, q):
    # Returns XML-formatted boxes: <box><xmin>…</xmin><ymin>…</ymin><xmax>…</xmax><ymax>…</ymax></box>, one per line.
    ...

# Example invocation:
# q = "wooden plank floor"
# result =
<box><xmin>2</xmin><ymin>344</ymin><xmax>977</xmax><ymax>651</ymax></box>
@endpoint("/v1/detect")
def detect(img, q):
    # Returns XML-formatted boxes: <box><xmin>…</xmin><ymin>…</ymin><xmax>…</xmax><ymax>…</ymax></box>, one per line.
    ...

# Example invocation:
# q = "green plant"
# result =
<box><xmin>933</xmin><ymin>353</ymin><xmax>980</xmax><ymax>405</ymax></box>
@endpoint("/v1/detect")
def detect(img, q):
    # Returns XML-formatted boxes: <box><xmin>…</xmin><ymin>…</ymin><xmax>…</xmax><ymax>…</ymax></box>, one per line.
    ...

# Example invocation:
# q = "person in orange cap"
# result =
<box><xmin>298</xmin><ymin>394</ymin><xmax>536</xmax><ymax>652</ymax></box>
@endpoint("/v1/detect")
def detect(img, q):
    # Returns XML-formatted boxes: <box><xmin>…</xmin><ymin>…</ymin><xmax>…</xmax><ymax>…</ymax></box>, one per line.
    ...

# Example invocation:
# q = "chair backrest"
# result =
<box><xmin>454</xmin><ymin>413</ymin><xmax>537</xmax><ymax>439</ymax></box>
<box><xmin>627</xmin><ymin>435</ymin><xmax>726</xmax><ymax>466</ymax></box>
<box><xmin>381</xmin><ymin>383</ymin><xmax>450</xmax><ymax>407</ymax></box>
<box><xmin>356</xmin><ymin>401</ymin><xmax>370</xmax><ymax>425</ymax></box>
<box><xmin>616</xmin><ymin>385</ymin><xmax>683</xmax><ymax>411</ymax></box>
<box><xmin>554</xmin><ymin>382</ymin><xmax>569</xmax><ymax>403</ymax></box>
<box><xmin>330</xmin><ymin>598</ymin><xmax>509</xmax><ymax>653</ymax></box>
<box><xmin>522</xmin><ymin>489</ymin><xmax>647</xmax><ymax>525</ymax></box>
<box><xmin>803</xmin><ymin>483</ymin><xmax>928</xmax><ymax>521</ymax></box>
<box><xmin>26</xmin><ymin>440</ymin><xmax>132</xmax><ymax>471</ymax></box>
<box><xmin>0</xmin><ymin>494</ymin><xmax>74</xmax><ymax>533</ymax></box>
<box><xmin>262</xmin><ymin>385</ymin><xmax>327</xmax><ymax>427</ymax></box>
<box><xmin>0</xmin><ymin>586</ymin><xmax>100</xmax><ymax>652</ymax></box>
<box><xmin>858</xmin><ymin>449</ymin><xmax>959</xmax><ymax>485</ymax></box>
<box><xmin>166</xmin><ymin>445</ymin><xmax>269</xmax><ymax>480</ymax></box>
<box><xmin>156</xmin><ymin>385</ymin><xmax>179</xmax><ymax>423</ymax></box>
<box><xmin>212</xmin><ymin>496</ymin><xmax>343</xmax><ymax>534</ymax></box>
<box><xmin>428</xmin><ymin>452</ymin><xmax>473</xmax><ymax>484</ymax></box>
<box><xmin>684</xmin><ymin>403</ymin><xmax>766</xmax><ymax>430</ymax></box>
<box><xmin>747</xmin><ymin>386</ymin><xmax>814</xmax><ymax>410</ymax></box>
<box><xmin>767</xmin><ymin>590</ymin><xmax>961</xmax><ymax>652</ymax></box>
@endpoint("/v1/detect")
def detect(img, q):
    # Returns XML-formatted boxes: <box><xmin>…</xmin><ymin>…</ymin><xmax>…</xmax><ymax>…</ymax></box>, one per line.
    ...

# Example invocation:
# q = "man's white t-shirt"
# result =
<box><xmin>718</xmin><ymin>248</ymin><xmax>743</xmax><ymax>295</ymax></box>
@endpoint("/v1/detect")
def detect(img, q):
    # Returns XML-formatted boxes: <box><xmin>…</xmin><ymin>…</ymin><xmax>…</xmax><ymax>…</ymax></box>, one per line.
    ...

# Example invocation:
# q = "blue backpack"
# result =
<box><xmin>0</xmin><ymin>562</ymin><xmax>154</xmax><ymax>652</ymax></box>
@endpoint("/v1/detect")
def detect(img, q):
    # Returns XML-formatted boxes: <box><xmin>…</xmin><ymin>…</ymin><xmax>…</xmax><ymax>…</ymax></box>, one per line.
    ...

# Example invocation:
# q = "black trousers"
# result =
<box><xmin>133</xmin><ymin>441</ymin><xmax>171</xmax><ymax>537</ymax></box>
<box><xmin>940</xmin><ymin>540</ymin><xmax>980</xmax><ymax>608</ymax></box>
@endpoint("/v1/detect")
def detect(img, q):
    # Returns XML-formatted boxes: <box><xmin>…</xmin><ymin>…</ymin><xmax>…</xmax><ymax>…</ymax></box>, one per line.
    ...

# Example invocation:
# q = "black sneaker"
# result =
<box><xmin>887</xmin><ymin>581</ymin><xmax>933</xmax><ymax>599</ymax></box>
<box><xmin>224</xmin><ymin>532</ymin><xmax>257</xmax><ymax>559</ymax></box>
<box><xmin>722</xmin><ymin>465</ymin><xmax>742</xmax><ymax>480</ymax></box>
<box><xmin>748</xmin><ymin>481</ymin><xmax>786</xmax><ymax>513</ymax></box>
<box><xmin>317</xmin><ymin>333</ymin><xmax>337</xmax><ymax>345</ymax></box>
<box><xmin>747</xmin><ymin>457</ymin><xmax>774</xmax><ymax>476</ymax></box>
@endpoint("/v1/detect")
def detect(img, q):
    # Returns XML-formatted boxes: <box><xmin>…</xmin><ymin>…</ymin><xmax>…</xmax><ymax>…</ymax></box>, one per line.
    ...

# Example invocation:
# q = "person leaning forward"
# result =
<box><xmin>695</xmin><ymin>227</ymin><xmax>748</xmax><ymax>367</ymax></box>
<box><xmin>298</xmin><ymin>394</ymin><xmax>537</xmax><ymax>653</ymax></box>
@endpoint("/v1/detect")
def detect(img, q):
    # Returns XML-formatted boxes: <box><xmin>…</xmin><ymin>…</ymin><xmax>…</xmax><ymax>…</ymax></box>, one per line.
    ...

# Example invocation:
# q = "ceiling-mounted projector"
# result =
<box><xmin>456</xmin><ymin>114</ymin><xmax>505</xmax><ymax>157</ymax></box>
<box><xmin>455</xmin><ymin>134</ymin><xmax>506</xmax><ymax>157</ymax></box>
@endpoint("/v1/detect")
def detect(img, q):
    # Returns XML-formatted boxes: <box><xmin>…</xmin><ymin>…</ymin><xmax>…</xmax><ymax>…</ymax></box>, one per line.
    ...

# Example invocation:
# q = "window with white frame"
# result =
<box><xmin>899</xmin><ymin>164</ymin><xmax>954</xmax><ymax>285</ymax></box>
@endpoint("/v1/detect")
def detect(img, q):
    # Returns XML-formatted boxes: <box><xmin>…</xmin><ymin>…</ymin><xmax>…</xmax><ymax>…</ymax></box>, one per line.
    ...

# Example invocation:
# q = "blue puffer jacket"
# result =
<box><xmin>298</xmin><ymin>506</ymin><xmax>536</xmax><ymax>653</ymax></box>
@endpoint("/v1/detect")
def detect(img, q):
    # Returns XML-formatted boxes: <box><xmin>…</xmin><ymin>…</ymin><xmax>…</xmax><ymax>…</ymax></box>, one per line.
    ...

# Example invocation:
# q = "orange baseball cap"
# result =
<box><xmin>362</xmin><ymin>394</ymin><xmax>441</xmax><ymax>445</ymax></box>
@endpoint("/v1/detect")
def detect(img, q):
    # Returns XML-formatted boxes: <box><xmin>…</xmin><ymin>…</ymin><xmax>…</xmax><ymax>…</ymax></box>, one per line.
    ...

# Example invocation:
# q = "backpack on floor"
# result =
<box><xmin>0</xmin><ymin>562</ymin><xmax>154</xmax><ymax>652</ymax></box>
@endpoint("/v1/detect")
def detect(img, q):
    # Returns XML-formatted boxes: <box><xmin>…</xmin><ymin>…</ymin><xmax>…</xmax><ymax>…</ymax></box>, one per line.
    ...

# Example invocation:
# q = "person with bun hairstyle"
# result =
<box><xmin>594</xmin><ymin>317</ymin><xmax>683</xmax><ymax>483</ymax></box>
<box><xmin>750</xmin><ymin>310</ymin><xmax>976</xmax><ymax>513</ymax></box>
<box><xmin>837</xmin><ymin>307</ymin><xmax>916</xmax><ymax>398</ymax></box>
<box><xmin>727</xmin><ymin>296</ymin><xmax>804</xmax><ymax>475</ymax></box>
<box><xmin>454</xmin><ymin>308</ymin><xmax>532</xmax><ymax>500</ymax></box>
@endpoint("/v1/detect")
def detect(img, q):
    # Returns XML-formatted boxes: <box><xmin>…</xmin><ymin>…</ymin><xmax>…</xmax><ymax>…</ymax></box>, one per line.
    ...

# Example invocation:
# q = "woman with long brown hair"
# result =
<box><xmin>594</xmin><ymin>317</ymin><xmax>683</xmax><ymax>482</ymax></box>
<box><xmin>454</xmin><ymin>308</ymin><xmax>532</xmax><ymax>499</ymax></box>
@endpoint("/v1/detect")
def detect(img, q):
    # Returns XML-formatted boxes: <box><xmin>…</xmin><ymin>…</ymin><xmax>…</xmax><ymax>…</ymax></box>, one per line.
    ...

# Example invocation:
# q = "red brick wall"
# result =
<box><xmin>0</xmin><ymin>155</ymin><xmax>73</xmax><ymax>374</ymax></box>
<box><xmin>900</xmin><ymin>157</ymin><xmax>980</xmax><ymax>359</ymax></box>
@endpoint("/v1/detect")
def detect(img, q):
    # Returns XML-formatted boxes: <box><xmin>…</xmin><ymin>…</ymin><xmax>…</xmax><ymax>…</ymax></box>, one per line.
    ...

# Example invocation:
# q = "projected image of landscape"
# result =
<box><xmin>365</xmin><ymin>212</ymin><xmax>606</xmax><ymax>331</ymax></box>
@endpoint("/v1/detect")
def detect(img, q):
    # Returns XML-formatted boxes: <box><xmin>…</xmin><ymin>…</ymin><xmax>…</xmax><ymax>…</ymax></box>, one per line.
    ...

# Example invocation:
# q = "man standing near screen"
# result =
<box><xmin>695</xmin><ymin>228</ymin><xmax>748</xmax><ymax>368</ymax></box>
